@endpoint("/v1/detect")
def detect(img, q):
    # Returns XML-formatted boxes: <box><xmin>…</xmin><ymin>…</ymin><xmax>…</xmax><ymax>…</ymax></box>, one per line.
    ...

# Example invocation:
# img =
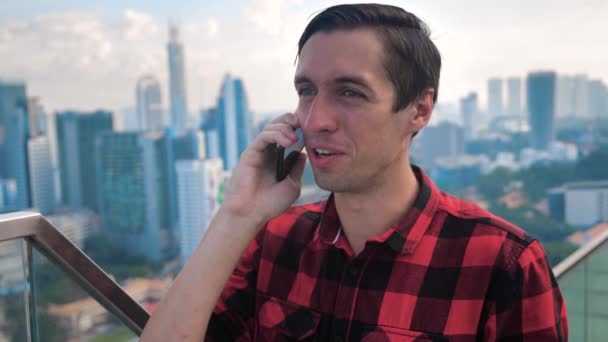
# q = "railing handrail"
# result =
<box><xmin>0</xmin><ymin>211</ymin><xmax>150</xmax><ymax>335</ymax></box>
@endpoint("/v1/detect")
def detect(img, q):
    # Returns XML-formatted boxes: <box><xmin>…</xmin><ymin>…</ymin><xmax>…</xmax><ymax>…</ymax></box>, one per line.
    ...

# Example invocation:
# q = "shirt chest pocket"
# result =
<box><xmin>256</xmin><ymin>296</ymin><xmax>321</xmax><ymax>341</ymax></box>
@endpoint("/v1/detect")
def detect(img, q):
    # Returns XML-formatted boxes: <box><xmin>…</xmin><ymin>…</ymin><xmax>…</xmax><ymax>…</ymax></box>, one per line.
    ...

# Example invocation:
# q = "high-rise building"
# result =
<box><xmin>201</xmin><ymin>108</ymin><xmax>220</xmax><ymax>159</ymax></box>
<box><xmin>506</xmin><ymin>78</ymin><xmax>522</xmax><ymax>116</ymax></box>
<box><xmin>419</xmin><ymin>121</ymin><xmax>464</xmax><ymax>170</ymax></box>
<box><xmin>136</xmin><ymin>75</ymin><xmax>164</xmax><ymax>131</ymax></box>
<box><xmin>527</xmin><ymin>71</ymin><xmax>556</xmax><ymax>150</ymax></box>
<box><xmin>27</xmin><ymin>136</ymin><xmax>54</xmax><ymax>215</ymax></box>
<box><xmin>26</xmin><ymin>97</ymin><xmax>47</xmax><ymax>136</ymax></box>
<box><xmin>556</xmin><ymin>74</ymin><xmax>591</xmax><ymax>118</ymax></box>
<box><xmin>56</xmin><ymin>111</ymin><xmax>113</xmax><ymax>210</ymax></box>
<box><xmin>572</xmin><ymin>74</ymin><xmax>590</xmax><ymax>118</ymax></box>
<box><xmin>460</xmin><ymin>92</ymin><xmax>477</xmax><ymax>141</ymax></box>
<box><xmin>0</xmin><ymin>179</ymin><xmax>17</xmax><ymax>213</ymax></box>
<box><xmin>96</xmin><ymin>131</ymin><xmax>175</xmax><ymax>261</ymax></box>
<box><xmin>216</xmin><ymin>74</ymin><xmax>253</xmax><ymax>170</ymax></box>
<box><xmin>173</xmin><ymin>130</ymin><xmax>206</xmax><ymax>161</ymax></box>
<box><xmin>176</xmin><ymin>158</ymin><xmax>223</xmax><ymax>266</ymax></box>
<box><xmin>0</xmin><ymin>81</ymin><xmax>30</xmax><ymax>211</ymax></box>
<box><xmin>588</xmin><ymin>79</ymin><xmax>608</xmax><ymax>119</ymax></box>
<box><xmin>487</xmin><ymin>78</ymin><xmax>503</xmax><ymax>117</ymax></box>
<box><xmin>167</xmin><ymin>25</ymin><xmax>188</xmax><ymax>132</ymax></box>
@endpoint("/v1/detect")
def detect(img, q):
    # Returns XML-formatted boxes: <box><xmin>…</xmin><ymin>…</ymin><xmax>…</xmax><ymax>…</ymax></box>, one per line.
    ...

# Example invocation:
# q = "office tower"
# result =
<box><xmin>136</xmin><ymin>75</ymin><xmax>164</xmax><ymax>131</ymax></box>
<box><xmin>588</xmin><ymin>79</ymin><xmax>608</xmax><ymax>119</ymax></box>
<box><xmin>176</xmin><ymin>158</ymin><xmax>223</xmax><ymax>266</ymax></box>
<box><xmin>0</xmin><ymin>180</ymin><xmax>17</xmax><ymax>213</ymax></box>
<box><xmin>571</xmin><ymin>74</ymin><xmax>590</xmax><ymax>118</ymax></box>
<box><xmin>216</xmin><ymin>74</ymin><xmax>253</xmax><ymax>170</ymax></box>
<box><xmin>419</xmin><ymin>121</ymin><xmax>464</xmax><ymax>170</ymax></box>
<box><xmin>201</xmin><ymin>107</ymin><xmax>220</xmax><ymax>159</ymax></box>
<box><xmin>555</xmin><ymin>75</ymin><xmax>575</xmax><ymax>118</ymax></box>
<box><xmin>27</xmin><ymin>136</ymin><xmax>55</xmax><ymax>215</ymax></box>
<box><xmin>506</xmin><ymin>78</ymin><xmax>522</xmax><ymax>116</ymax></box>
<box><xmin>96</xmin><ymin>131</ymin><xmax>175</xmax><ymax>261</ymax></box>
<box><xmin>0</xmin><ymin>81</ymin><xmax>30</xmax><ymax>210</ymax></box>
<box><xmin>26</xmin><ymin>97</ymin><xmax>47</xmax><ymax>136</ymax></box>
<box><xmin>527</xmin><ymin>71</ymin><xmax>556</xmax><ymax>150</ymax></box>
<box><xmin>460</xmin><ymin>92</ymin><xmax>478</xmax><ymax>141</ymax></box>
<box><xmin>56</xmin><ymin>111</ymin><xmax>113</xmax><ymax>210</ymax></box>
<box><xmin>167</xmin><ymin>25</ymin><xmax>188</xmax><ymax>132</ymax></box>
<box><xmin>173</xmin><ymin>130</ymin><xmax>206</xmax><ymax>161</ymax></box>
<box><xmin>556</xmin><ymin>74</ymin><xmax>591</xmax><ymax>118</ymax></box>
<box><xmin>487</xmin><ymin>78</ymin><xmax>503</xmax><ymax>117</ymax></box>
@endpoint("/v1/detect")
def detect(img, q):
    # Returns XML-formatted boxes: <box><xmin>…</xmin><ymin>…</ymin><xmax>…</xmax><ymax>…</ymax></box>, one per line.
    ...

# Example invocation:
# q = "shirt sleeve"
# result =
<box><xmin>204</xmin><ymin>227</ymin><xmax>265</xmax><ymax>342</ymax></box>
<box><xmin>481</xmin><ymin>240</ymin><xmax>568</xmax><ymax>341</ymax></box>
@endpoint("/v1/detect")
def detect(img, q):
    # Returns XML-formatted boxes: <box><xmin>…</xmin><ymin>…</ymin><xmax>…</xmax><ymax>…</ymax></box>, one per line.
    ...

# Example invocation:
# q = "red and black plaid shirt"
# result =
<box><xmin>206</xmin><ymin>166</ymin><xmax>568</xmax><ymax>341</ymax></box>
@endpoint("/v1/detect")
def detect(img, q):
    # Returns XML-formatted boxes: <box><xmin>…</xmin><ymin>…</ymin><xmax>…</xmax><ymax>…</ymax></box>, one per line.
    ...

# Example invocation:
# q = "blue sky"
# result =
<box><xmin>1</xmin><ymin>0</ymin><xmax>607</xmax><ymax>118</ymax></box>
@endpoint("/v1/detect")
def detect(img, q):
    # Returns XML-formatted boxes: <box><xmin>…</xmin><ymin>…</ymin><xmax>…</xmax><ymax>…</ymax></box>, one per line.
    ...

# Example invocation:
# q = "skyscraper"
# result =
<box><xmin>56</xmin><ymin>111</ymin><xmax>113</xmax><ymax>210</ymax></box>
<box><xmin>556</xmin><ymin>74</ymin><xmax>591</xmax><ymax>118</ymax></box>
<box><xmin>588</xmin><ymin>79</ymin><xmax>608</xmax><ymax>118</ymax></box>
<box><xmin>96</xmin><ymin>131</ymin><xmax>175</xmax><ymax>261</ymax></box>
<box><xmin>460</xmin><ymin>92</ymin><xmax>478</xmax><ymax>142</ymax></box>
<box><xmin>201</xmin><ymin>107</ymin><xmax>220</xmax><ymax>159</ymax></box>
<box><xmin>527</xmin><ymin>71</ymin><xmax>556</xmax><ymax>150</ymax></box>
<box><xmin>167</xmin><ymin>25</ymin><xmax>188</xmax><ymax>132</ymax></box>
<box><xmin>216</xmin><ymin>74</ymin><xmax>253</xmax><ymax>170</ymax></box>
<box><xmin>487</xmin><ymin>78</ymin><xmax>503</xmax><ymax>117</ymax></box>
<box><xmin>506</xmin><ymin>78</ymin><xmax>522</xmax><ymax>116</ymax></box>
<box><xmin>176</xmin><ymin>158</ymin><xmax>223</xmax><ymax>266</ymax></box>
<box><xmin>136</xmin><ymin>75</ymin><xmax>164</xmax><ymax>131</ymax></box>
<box><xmin>173</xmin><ymin>130</ymin><xmax>206</xmax><ymax>161</ymax></box>
<box><xmin>27</xmin><ymin>136</ymin><xmax>54</xmax><ymax>214</ymax></box>
<box><xmin>419</xmin><ymin>121</ymin><xmax>464</xmax><ymax>170</ymax></box>
<box><xmin>0</xmin><ymin>81</ymin><xmax>30</xmax><ymax>211</ymax></box>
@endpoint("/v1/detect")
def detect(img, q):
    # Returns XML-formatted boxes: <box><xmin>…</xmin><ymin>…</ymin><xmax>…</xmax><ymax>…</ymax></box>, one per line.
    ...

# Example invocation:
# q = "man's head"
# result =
<box><xmin>298</xmin><ymin>3</ymin><xmax>441</xmax><ymax>112</ymax></box>
<box><xmin>294</xmin><ymin>4</ymin><xmax>441</xmax><ymax>193</ymax></box>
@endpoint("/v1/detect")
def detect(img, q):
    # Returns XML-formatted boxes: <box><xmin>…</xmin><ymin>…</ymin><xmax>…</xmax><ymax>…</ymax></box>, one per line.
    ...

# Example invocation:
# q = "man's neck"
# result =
<box><xmin>333</xmin><ymin>161</ymin><xmax>420</xmax><ymax>256</ymax></box>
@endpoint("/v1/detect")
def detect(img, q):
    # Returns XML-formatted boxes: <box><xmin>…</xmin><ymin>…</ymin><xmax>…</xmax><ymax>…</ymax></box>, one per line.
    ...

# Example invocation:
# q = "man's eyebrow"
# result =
<box><xmin>334</xmin><ymin>76</ymin><xmax>371</xmax><ymax>89</ymax></box>
<box><xmin>294</xmin><ymin>75</ymin><xmax>372</xmax><ymax>90</ymax></box>
<box><xmin>294</xmin><ymin>75</ymin><xmax>311</xmax><ymax>86</ymax></box>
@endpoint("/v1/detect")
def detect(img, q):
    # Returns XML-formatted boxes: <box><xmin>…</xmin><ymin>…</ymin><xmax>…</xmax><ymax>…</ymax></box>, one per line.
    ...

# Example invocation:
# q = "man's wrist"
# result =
<box><xmin>213</xmin><ymin>205</ymin><xmax>268</xmax><ymax>236</ymax></box>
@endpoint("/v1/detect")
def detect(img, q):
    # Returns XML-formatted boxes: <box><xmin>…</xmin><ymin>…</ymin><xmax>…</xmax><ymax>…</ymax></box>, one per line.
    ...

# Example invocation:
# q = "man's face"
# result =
<box><xmin>294</xmin><ymin>28</ymin><xmax>419</xmax><ymax>193</ymax></box>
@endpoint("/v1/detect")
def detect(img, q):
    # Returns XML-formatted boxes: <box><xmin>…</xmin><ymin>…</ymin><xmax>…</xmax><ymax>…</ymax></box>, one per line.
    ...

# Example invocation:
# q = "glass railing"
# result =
<box><xmin>0</xmin><ymin>211</ymin><xmax>150</xmax><ymax>341</ymax></box>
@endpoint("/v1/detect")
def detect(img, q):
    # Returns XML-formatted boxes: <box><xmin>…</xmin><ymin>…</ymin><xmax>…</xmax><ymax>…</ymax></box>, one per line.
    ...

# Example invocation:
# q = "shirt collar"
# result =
<box><xmin>316</xmin><ymin>165</ymin><xmax>440</xmax><ymax>255</ymax></box>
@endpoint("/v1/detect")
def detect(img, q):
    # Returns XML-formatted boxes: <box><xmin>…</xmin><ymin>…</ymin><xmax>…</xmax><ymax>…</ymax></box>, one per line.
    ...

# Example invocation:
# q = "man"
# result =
<box><xmin>142</xmin><ymin>4</ymin><xmax>567</xmax><ymax>341</ymax></box>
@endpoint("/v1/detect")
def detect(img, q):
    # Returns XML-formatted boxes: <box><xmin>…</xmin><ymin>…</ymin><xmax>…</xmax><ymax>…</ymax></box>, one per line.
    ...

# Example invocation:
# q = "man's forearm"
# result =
<box><xmin>140</xmin><ymin>208</ymin><xmax>264</xmax><ymax>342</ymax></box>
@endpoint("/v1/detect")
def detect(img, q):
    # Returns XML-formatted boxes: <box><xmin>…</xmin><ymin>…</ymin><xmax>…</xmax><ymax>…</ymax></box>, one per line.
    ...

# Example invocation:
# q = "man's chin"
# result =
<box><xmin>313</xmin><ymin>174</ymin><xmax>350</xmax><ymax>193</ymax></box>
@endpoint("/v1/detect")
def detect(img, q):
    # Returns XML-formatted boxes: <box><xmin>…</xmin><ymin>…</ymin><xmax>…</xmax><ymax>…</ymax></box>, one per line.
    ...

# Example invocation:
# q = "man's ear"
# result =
<box><xmin>410</xmin><ymin>88</ymin><xmax>435</xmax><ymax>133</ymax></box>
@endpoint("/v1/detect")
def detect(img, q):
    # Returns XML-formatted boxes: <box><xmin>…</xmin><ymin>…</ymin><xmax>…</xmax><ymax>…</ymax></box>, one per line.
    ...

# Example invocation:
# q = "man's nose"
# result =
<box><xmin>301</xmin><ymin>94</ymin><xmax>337</xmax><ymax>133</ymax></box>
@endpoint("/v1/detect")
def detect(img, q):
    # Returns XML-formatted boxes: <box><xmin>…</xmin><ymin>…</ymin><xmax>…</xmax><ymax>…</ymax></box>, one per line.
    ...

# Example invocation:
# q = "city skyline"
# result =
<box><xmin>0</xmin><ymin>0</ymin><xmax>607</xmax><ymax>115</ymax></box>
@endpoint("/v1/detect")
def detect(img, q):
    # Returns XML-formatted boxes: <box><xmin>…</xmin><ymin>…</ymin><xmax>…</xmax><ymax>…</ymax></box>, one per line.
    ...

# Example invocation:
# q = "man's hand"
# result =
<box><xmin>140</xmin><ymin>113</ymin><xmax>307</xmax><ymax>342</ymax></box>
<box><xmin>222</xmin><ymin>112</ymin><xmax>307</xmax><ymax>224</ymax></box>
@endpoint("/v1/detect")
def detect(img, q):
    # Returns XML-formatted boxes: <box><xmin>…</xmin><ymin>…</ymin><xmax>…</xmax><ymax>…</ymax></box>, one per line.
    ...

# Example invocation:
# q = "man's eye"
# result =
<box><xmin>297</xmin><ymin>87</ymin><xmax>315</xmax><ymax>96</ymax></box>
<box><xmin>342</xmin><ymin>89</ymin><xmax>362</xmax><ymax>98</ymax></box>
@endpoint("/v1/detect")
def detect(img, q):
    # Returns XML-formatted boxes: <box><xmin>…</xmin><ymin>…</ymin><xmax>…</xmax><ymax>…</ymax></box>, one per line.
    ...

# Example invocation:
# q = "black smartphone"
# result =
<box><xmin>275</xmin><ymin>128</ymin><xmax>305</xmax><ymax>182</ymax></box>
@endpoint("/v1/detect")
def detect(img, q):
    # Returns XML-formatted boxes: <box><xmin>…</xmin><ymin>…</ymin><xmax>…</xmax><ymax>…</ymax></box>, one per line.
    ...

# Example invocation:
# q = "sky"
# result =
<box><xmin>1</xmin><ymin>0</ymin><xmax>607</xmax><ymax>117</ymax></box>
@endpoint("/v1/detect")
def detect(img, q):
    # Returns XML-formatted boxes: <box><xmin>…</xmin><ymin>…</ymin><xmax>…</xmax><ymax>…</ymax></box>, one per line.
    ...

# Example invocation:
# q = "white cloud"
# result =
<box><xmin>243</xmin><ymin>0</ymin><xmax>284</xmax><ymax>36</ymax></box>
<box><xmin>207</xmin><ymin>18</ymin><xmax>219</xmax><ymax>37</ymax></box>
<box><xmin>1</xmin><ymin>0</ymin><xmax>607</xmax><ymax>117</ymax></box>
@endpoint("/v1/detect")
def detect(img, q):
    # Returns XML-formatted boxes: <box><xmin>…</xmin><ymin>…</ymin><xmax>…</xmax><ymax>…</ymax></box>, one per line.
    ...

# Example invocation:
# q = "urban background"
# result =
<box><xmin>1</xmin><ymin>0</ymin><xmax>607</xmax><ymax>341</ymax></box>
